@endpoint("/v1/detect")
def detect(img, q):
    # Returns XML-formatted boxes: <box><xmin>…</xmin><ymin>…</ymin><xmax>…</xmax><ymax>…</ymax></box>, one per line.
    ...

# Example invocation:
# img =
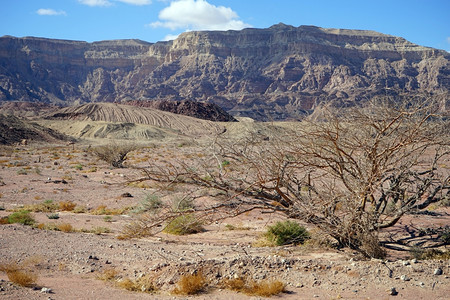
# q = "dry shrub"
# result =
<box><xmin>172</xmin><ymin>272</ymin><xmax>207</xmax><ymax>295</ymax></box>
<box><xmin>22</xmin><ymin>200</ymin><xmax>58</xmax><ymax>213</ymax></box>
<box><xmin>247</xmin><ymin>280</ymin><xmax>286</xmax><ymax>297</ymax></box>
<box><xmin>412</xmin><ymin>248</ymin><xmax>450</xmax><ymax>260</ymax></box>
<box><xmin>73</xmin><ymin>205</ymin><xmax>87</xmax><ymax>213</ymax></box>
<box><xmin>91</xmin><ymin>142</ymin><xmax>138</xmax><ymax>168</ymax></box>
<box><xmin>96</xmin><ymin>268</ymin><xmax>119</xmax><ymax>281</ymax></box>
<box><xmin>57</xmin><ymin>223</ymin><xmax>74</xmax><ymax>233</ymax></box>
<box><xmin>357</xmin><ymin>231</ymin><xmax>386</xmax><ymax>259</ymax></box>
<box><xmin>0</xmin><ymin>261</ymin><xmax>38</xmax><ymax>287</ymax></box>
<box><xmin>58</xmin><ymin>201</ymin><xmax>76</xmax><ymax>211</ymax></box>
<box><xmin>116</xmin><ymin>275</ymin><xmax>156</xmax><ymax>293</ymax></box>
<box><xmin>222</xmin><ymin>276</ymin><xmax>285</xmax><ymax>297</ymax></box>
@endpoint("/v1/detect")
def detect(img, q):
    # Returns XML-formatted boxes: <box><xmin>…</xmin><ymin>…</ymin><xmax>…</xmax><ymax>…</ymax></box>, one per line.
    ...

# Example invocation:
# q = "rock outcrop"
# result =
<box><xmin>0</xmin><ymin>24</ymin><xmax>448</xmax><ymax>120</ymax></box>
<box><xmin>0</xmin><ymin>114</ymin><xmax>72</xmax><ymax>145</ymax></box>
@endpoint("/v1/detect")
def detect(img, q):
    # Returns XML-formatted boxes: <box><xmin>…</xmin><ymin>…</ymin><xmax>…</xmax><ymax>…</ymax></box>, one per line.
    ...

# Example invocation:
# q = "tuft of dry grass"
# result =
<box><xmin>58</xmin><ymin>201</ymin><xmax>76</xmax><ymax>211</ymax></box>
<box><xmin>172</xmin><ymin>272</ymin><xmax>207</xmax><ymax>295</ymax></box>
<box><xmin>163</xmin><ymin>214</ymin><xmax>204</xmax><ymax>235</ymax></box>
<box><xmin>22</xmin><ymin>200</ymin><xmax>58</xmax><ymax>213</ymax></box>
<box><xmin>57</xmin><ymin>223</ymin><xmax>75</xmax><ymax>233</ymax></box>
<box><xmin>222</xmin><ymin>276</ymin><xmax>285</xmax><ymax>297</ymax></box>
<box><xmin>90</xmin><ymin>205</ymin><xmax>129</xmax><ymax>215</ymax></box>
<box><xmin>96</xmin><ymin>268</ymin><xmax>119</xmax><ymax>281</ymax></box>
<box><xmin>222</xmin><ymin>277</ymin><xmax>245</xmax><ymax>291</ymax></box>
<box><xmin>0</xmin><ymin>261</ymin><xmax>38</xmax><ymax>287</ymax></box>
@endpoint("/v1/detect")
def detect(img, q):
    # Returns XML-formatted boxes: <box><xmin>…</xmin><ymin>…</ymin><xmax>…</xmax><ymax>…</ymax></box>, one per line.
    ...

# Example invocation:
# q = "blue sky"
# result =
<box><xmin>1</xmin><ymin>0</ymin><xmax>449</xmax><ymax>51</ymax></box>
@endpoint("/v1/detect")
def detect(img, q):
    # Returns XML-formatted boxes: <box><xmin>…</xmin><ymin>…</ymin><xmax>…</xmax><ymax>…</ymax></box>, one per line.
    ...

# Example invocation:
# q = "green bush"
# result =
<box><xmin>264</xmin><ymin>220</ymin><xmax>310</xmax><ymax>246</ymax></box>
<box><xmin>163</xmin><ymin>214</ymin><xmax>204</xmax><ymax>235</ymax></box>
<box><xmin>7</xmin><ymin>210</ymin><xmax>35</xmax><ymax>225</ymax></box>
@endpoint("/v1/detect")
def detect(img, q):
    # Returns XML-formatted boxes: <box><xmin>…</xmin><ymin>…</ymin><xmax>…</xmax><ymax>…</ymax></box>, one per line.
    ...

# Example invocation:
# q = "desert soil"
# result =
<box><xmin>0</xmin><ymin>141</ymin><xmax>449</xmax><ymax>299</ymax></box>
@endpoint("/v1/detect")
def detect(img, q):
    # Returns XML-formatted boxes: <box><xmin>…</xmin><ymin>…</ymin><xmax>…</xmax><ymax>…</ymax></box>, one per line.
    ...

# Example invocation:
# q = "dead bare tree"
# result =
<box><xmin>135</xmin><ymin>97</ymin><xmax>449</xmax><ymax>258</ymax></box>
<box><xmin>91</xmin><ymin>141</ymin><xmax>139</xmax><ymax>168</ymax></box>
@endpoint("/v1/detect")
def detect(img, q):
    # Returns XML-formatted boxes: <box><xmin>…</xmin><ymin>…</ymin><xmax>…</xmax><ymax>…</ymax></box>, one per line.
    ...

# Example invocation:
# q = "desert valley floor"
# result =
<box><xmin>0</xmin><ymin>134</ymin><xmax>449</xmax><ymax>299</ymax></box>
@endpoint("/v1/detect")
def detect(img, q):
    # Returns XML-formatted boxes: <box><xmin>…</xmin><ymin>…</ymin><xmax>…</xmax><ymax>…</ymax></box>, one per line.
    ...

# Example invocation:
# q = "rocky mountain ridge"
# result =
<box><xmin>0</xmin><ymin>24</ymin><xmax>448</xmax><ymax>120</ymax></box>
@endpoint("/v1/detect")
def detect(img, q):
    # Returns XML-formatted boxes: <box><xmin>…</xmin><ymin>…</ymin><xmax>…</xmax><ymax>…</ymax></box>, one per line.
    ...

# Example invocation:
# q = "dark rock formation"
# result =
<box><xmin>0</xmin><ymin>24</ymin><xmax>448</xmax><ymax>120</ymax></box>
<box><xmin>124</xmin><ymin>100</ymin><xmax>236</xmax><ymax>122</ymax></box>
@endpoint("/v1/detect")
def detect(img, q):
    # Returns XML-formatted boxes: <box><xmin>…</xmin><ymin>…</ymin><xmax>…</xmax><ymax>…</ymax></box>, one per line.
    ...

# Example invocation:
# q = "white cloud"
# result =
<box><xmin>36</xmin><ymin>8</ymin><xmax>67</xmax><ymax>16</ymax></box>
<box><xmin>78</xmin><ymin>0</ymin><xmax>112</xmax><ymax>7</ymax></box>
<box><xmin>150</xmin><ymin>0</ymin><xmax>251</xmax><ymax>31</ymax></box>
<box><xmin>117</xmin><ymin>0</ymin><xmax>151</xmax><ymax>5</ymax></box>
<box><xmin>78</xmin><ymin>0</ymin><xmax>151</xmax><ymax>6</ymax></box>
<box><xmin>163</xmin><ymin>33</ymin><xmax>180</xmax><ymax>41</ymax></box>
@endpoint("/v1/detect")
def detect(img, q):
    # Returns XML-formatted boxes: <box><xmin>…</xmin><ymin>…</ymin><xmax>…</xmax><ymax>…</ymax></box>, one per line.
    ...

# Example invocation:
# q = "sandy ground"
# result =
<box><xmin>0</xmin><ymin>142</ymin><xmax>449</xmax><ymax>299</ymax></box>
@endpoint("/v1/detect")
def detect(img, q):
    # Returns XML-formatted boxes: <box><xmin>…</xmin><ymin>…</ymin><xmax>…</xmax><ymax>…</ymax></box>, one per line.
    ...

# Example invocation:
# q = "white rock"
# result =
<box><xmin>400</xmin><ymin>275</ymin><xmax>410</xmax><ymax>281</ymax></box>
<box><xmin>434</xmin><ymin>268</ymin><xmax>443</xmax><ymax>275</ymax></box>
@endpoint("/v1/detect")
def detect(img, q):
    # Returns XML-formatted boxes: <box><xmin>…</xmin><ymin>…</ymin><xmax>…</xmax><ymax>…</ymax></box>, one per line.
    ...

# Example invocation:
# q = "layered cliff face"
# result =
<box><xmin>0</xmin><ymin>24</ymin><xmax>448</xmax><ymax>120</ymax></box>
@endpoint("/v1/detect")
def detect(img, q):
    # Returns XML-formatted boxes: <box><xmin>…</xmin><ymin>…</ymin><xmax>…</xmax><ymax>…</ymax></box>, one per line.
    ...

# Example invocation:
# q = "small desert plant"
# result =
<box><xmin>0</xmin><ymin>261</ymin><xmax>38</xmax><ymax>287</ymax></box>
<box><xmin>91</xmin><ymin>142</ymin><xmax>138</xmax><ymax>168</ymax></box>
<box><xmin>133</xmin><ymin>194</ymin><xmax>162</xmax><ymax>214</ymax></box>
<box><xmin>73</xmin><ymin>164</ymin><xmax>83</xmax><ymax>170</ymax></box>
<box><xmin>6</xmin><ymin>210</ymin><xmax>35</xmax><ymax>225</ymax></box>
<box><xmin>172</xmin><ymin>196</ymin><xmax>194</xmax><ymax>212</ymax></box>
<box><xmin>163</xmin><ymin>214</ymin><xmax>204</xmax><ymax>235</ymax></box>
<box><xmin>264</xmin><ymin>220</ymin><xmax>310</xmax><ymax>246</ymax></box>
<box><xmin>224</xmin><ymin>223</ymin><xmax>251</xmax><ymax>231</ymax></box>
<box><xmin>172</xmin><ymin>272</ymin><xmax>207</xmax><ymax>295</ymax></box>
<box><xmin>117</xmin><ymin>274</ymin><xmax>156</xmax><ymax>293</ymax></box>
<box><xmin>103</xmin><ymin>216</ymin><xmax>113</xmax><ymax>222</ymax></box>
<box><xmin>222</xmin><ymin>276</ymin><xmax>285</xmax><ymax>297</ymax></box>
<box><xmin>16</xmin><ymin>168</ymin><xmax>28</xmax><ymax>175</ymax></box>
<box><xmin>90</xmin><ymin>226</ymin><xmax>112</xmax><ymax>235</ymax></box>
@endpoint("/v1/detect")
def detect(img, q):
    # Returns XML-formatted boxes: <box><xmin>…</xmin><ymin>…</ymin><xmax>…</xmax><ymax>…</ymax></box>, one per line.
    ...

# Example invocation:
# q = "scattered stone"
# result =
<box><xmin>40</xmin><ymin>287</ymin><xmax>52</xmax><ymax>294</ymax></box>
<box><xmin>402</xmin><ymin>261</ymin><xmax>410</xmax><ymax>266</ymax></box>
<box><xmin>411</xmin><ymin>258</ymin><xmax>418</xmax><ymax>264</ymax></box>
<box><xmin>434</xmin><ymin>268</ymin><xmax>443</xmax><ymax>275</ymax></box>
<box><xmin>389</xmin><ymin>287</ymin><xmax>398</xmax><ymax>296</ymax></box>
<box><xmin>121</xmin><ymin>192</ymin><xmax>133</xmax><ymax>198</ymax></box>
